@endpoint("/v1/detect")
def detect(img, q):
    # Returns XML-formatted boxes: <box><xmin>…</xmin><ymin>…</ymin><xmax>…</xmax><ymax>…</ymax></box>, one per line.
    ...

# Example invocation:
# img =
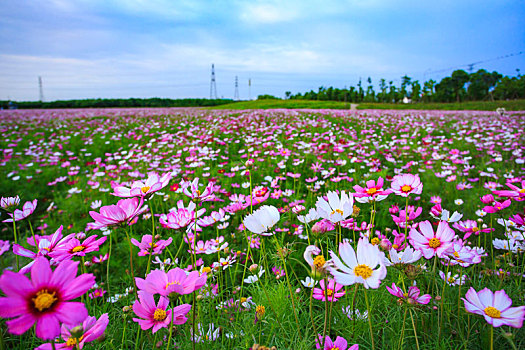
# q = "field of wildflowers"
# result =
<box><xmin>0</xmin><ymin>107</ymin><xmax>524</xmax><ymax>349</ymax></box>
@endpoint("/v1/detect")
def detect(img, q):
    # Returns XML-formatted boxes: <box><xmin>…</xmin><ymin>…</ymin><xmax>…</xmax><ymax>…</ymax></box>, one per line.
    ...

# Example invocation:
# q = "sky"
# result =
<box><xmin>0</xmin><ymin>0</ymin><xmax>524</xmax><ymax>101</ymax></box>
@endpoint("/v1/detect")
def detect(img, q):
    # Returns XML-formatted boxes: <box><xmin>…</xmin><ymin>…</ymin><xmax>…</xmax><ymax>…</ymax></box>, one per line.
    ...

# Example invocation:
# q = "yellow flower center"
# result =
<box><xmin>202</xmin><ymin>267</ymin><xmax>211</xmax><ymax>274</ymax></box>
<box><xmin>366</xmin><ymin>188</ymin><xmax>377</xmax><ymax>195</ymax></box>
<box><xmin>32</xmin><ymin>289</ymin><xmax>57</xmax><ymax>312</ymax></box>
<box><xmin>401</xmin><ymin>185</ymin><xmax>412</xmax><ymax>192</ymax></box>
<box><xmin>392</xmin><ymin>244</ymin><xmax>399</xmax><ymax>249</ymax></box>
<box><xmin>330</xmin><ymin>347</ymin><xmax>340</xmax><ymax>350</ymax></box>
<box><xmin>72</xmin><ymin>245</ymin><xmax>85</xmax><ymax>253</ymax></box>
<box><xmin>519</xmin><ymin>188</ymin><xmax>525</xmax><ymax>194</ymax></box>
<box><xmin>453</xmin><ymin>251</ymin><xmax>459</xmax><ymax>258</ymax></box>
<box><xmin>141</xmin><ymin>186</ymin><xmax>150</xmax><ymax>193</ymax></box>
<box><xmin>240</xmin><ymin>297</ymin><xmax>247</xmax><ymax>303</ymax></box>
<box><xmin>153</xmin><ymin>308</ymin><xmax>167</xmax><ymax>321</ymax></box>
<box><xmin>313</xmin><ymin>255</ymin><xmax>326</xmax><ymax>269</ymax></box>
<box><xmin>352</xmin><ymin>205</ymin><xmax>360</xmax><ymax>216</ymax></box>
<box><xmin>66</xmin><ymin>336</ymin><xmax>83</xmax><ymax>347</ymax></box>
<box><xmin>165</xmin><ymin>280</ymin><xmax>181</xmax><ymax>288</ymax></box>
<box><xmin>371</xmin><ymin>237</ymin><xmax>380</xmax><ymax>245</ymax></box>
<box><xmin>354</xmin><ymin>264</ymin><xmax>373</xmax><ymax>279</ymax></box>
<box><xmin>331</xmin><ymin>209</ymin><xmax>344</xmax><ymax>215</ymax></box>
<box><xmin>256</xmin><ymin>305</ymin><xmax>265</xmax><ymax>315</ymax></box>
<box><xmin>472</xmin><ymin>227</ymin><xmax>479</xmax><ymax>232</ymax></box>
<box><xmin>484</xmin><ymin>306</ymin><xmax>501</xmax><ymax>318</ymax></box>
<box><xmin>323</xmin><ymin>288</ymin><xmax>334</xmax><ymax>297</ymax></box>
<box><xmin>448</xmin><ymin>277</ymin><xmax>456</xmax><ymax>283</ymax></box>
<box><xmin>428</xmin><ymin>238</ymin><xmax>441</xmax><ymax>249</ymax></box>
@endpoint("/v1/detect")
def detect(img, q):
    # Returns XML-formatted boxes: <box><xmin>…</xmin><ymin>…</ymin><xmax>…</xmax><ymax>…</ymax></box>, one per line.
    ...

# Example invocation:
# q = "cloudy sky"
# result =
<box><xmin>1</xmin><ymin>0</ymin><xmax>524</xmax><ymax>101</ymax></box>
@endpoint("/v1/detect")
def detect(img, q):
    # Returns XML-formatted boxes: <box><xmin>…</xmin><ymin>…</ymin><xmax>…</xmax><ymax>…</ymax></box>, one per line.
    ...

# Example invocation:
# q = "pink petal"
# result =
<box><xmin>35</xmin><ymin>314</ymin><xmax>61</xmax><ymax>340</ymax></box>
<box><xmin>55</xmin><ymin>301</ymin><xmax>88</xmax><ymax>327</ymax></box>
<box><xmin>6</xmin><ymin>313</ymin><xmax>36</xmax><ymax>335</ymax></box>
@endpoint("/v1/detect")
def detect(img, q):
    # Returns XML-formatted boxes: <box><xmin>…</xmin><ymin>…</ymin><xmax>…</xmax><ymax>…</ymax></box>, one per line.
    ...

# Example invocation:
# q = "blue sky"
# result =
<box><xmin>1</xmin><ymin>0</ymin><xmax>524</xmax><ymax>101</ymax></box>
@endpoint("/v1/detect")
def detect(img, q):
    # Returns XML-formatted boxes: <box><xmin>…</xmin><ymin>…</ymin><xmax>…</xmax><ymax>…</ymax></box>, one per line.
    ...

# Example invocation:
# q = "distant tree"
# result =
<box><xmin>422</xmin><ymin>79</ymin><xmax>436</xmax><ymax>102</ymax></box>
<box><xmin>410</xmin><ymin>80</ymin><xmax>421</xmax><ymax>102</ymax></box>
<box><xmin>450</xmin><ymin>70</ymin><xmax>470</xmax><ymax>102</ymax></box>
<box><xmin>285</xmin><ymin>91</ymin><xmax>292</xmax><ymax>99</ymax></box>
<box><xmin>400</xmin><ymin>75</ymin><xmax>412</xmax><ymax>98</ymax></box>
<box><xmin>257</xmin><ymin>94</ymin><xmax>280</xmax><ymax>100</ymax></box>
<box><xmin>467</xmin><ymin>69</ymin><xmax>502</xmax><ymax>101</ymax></box>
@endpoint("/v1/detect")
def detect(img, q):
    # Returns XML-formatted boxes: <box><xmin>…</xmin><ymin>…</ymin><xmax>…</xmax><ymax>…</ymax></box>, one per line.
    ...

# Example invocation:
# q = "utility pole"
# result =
<box><xmin>210</xmin><ymin>64</ymin><xmax>217</xmax><ymax>99</ymax></box>
<box><xmin>38</xmin><ymin>76</ymin><xmax>44</xmax><ymax>102</ymax></box>
<box><xmin>248</xmin><ymin>78</ymin><xmax>251</xmax><ymax>100</ymax></box>
<box><xmin>234</xmin><ymin>76</ymin><xmax>239</xmax><ymax>101</ymax></box>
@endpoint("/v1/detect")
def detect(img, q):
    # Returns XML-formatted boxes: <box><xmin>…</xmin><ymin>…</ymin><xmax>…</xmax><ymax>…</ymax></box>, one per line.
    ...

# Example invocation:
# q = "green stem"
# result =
<box><xmin>409</xmin><ymin>308</ymin><xmax>420</xmax><ymax>350</ymax></box>
<box><xmin>166</xmin><ymin>303</ymin><xmax>175</xmax><ymax>350</ymax></box>
<box><xmin>125</xmin><ymin>228</ymin><xmax>138</xmax><ymax>298</ymax></box>
<box><xmin>364</xmin><ymin>287</ymin><xmax>376</xmax><ymax>350</ymax></box>
<box><xmin>106</xmin><ymin>233</ymin><xmax>112</xmax><ymax>297</ymax></box>
<box><xmin>12</xmin><ymin>219</ymin><xmax>19</xmax><ymax>272</ymax></box>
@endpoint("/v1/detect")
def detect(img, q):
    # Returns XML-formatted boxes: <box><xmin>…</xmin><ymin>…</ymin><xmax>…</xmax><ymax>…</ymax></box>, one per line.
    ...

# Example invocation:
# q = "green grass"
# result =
<box><xmin>208</xmin><ymin>98</ymin><xmax>525</xmax><ymax>111</ymax></box>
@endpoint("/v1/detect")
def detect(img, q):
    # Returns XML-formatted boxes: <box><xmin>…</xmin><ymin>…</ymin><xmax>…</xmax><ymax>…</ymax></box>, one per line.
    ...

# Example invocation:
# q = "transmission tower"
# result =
<box><xmin>248</xmin><ymin>78</ymin><xmax>251</xmax><ymax>100</ymax></box>
<box><xmin>234</xmin><ymin>76</ymin><xmax>239</xmax><ymax>101</ymax></box>
<box><xmin>210</xmin><ymin>64</ymin><xmax>217</xmax><ymax>99</ymax></box>
<box><xmin>38</xmin><ymin>76</ymin><xmax>44</xmax><ymax>102</ymax></box>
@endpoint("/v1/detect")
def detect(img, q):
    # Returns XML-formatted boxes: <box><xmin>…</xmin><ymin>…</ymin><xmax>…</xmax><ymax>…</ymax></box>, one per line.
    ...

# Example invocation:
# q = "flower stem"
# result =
<box><xmin>12</xmin><ymin>220</ymin><xmax>19</xmax><ymax>272</ymax></box>
<box><xmin>364</xmin><ymin>287</ymin><xmax>376</xmax><ymax>350</ymax></box>
<box><xmin>490</xmin><ymin>326</ymin><xmax>494</xmax><ymax>350</ymax></box>
<box><xmin>125</xmin><ymin>228</ymin><xmax>138</xmax><ymax>298</ymax></box>
<box><xmin>409</xmin><ymin>308</ymin><xmax>420</xmax><ymax>350</ymax></box>
<box><xmin>106</xmin><ymin>233</ymin><xmax>112</xmax><ymax>297</ymax></box>
<box><xmin>166</xmin><ymin>302</ymin><xmax>175</xmax><ymax>350</ymax></box>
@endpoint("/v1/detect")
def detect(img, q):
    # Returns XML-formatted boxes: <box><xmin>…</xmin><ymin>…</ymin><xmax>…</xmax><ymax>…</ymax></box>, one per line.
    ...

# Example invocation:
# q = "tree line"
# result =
<box><xmin>0</xmin><ymin>98</ymin><xmax>233</xmax><ymax>110</ymax></box>
<box><xmin>284</xmin><ymin>69</ymin><xmax>524</xmax><ymax>103</ymax></box>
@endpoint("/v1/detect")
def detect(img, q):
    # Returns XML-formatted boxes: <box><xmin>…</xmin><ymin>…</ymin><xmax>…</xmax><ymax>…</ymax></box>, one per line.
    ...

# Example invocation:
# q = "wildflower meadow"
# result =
<box><xmin>0</xmin><ymin>107</ymin><xmax>524</xmax><ymax>349</ymax></box>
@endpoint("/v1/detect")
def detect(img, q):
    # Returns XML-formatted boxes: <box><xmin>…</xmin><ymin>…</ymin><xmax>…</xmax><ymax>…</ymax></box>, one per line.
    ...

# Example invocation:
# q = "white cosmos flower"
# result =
<box><xmin>301</xmin><ymin>276</ymin><xmax>318</xmax><ymax>288</ymax></box>
<box><xmin>315</xmin><ymin>191</ymin><xmax>354</xmax><ymax>223</ymax></box>
<box><xmin>243</xmin><ymin>205</ymin><xmax>280</xmax><ymax>235</ymax></box>
<box><xmin>384</xmin><ymin>246</ymin><xmax>422</xmax><ymax>267</ymax></box>
<box><xmin>440</xmin><ymin>209</ymin><xmax>463</xmax><ymax>223</ymax></box>
<box><xmin>329</xmin><ymin>238</ymin><xmax>387</xmax><ymax>289</ymax></box>
<box><xmin>297</xmin><ymin>208</ymin><xmax>320</xmax><ymax>224</ymax></box>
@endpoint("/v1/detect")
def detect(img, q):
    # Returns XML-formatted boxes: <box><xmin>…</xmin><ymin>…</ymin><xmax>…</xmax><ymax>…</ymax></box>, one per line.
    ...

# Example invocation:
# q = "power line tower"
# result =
<box><xmin>38</xmin><ymin>76</ymin><xmax>44</xmax><ymax>102</ymax></box>
<box><xmin>248</xmin><ymin>78</ymin><xmax>251</xmax><ymax>100</ymax></box>
<box><xmin>234</xmin><ymin>76</ymin><xmax>239</xmax><ymax>101</ymax></box>
<box><xmin>210</xmin><ymin>64</ymin><xmax>217</xmax><ymax>99</ymax></box>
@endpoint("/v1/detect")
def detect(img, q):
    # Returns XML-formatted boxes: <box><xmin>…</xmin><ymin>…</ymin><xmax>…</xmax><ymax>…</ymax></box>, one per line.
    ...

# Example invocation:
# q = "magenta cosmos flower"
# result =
<box><xmin>315</xmin><ymin>334</ymin><xmax>358</xmax><ymax>350</ymax></box>
<box><xmin>159</xmin><ymin>200</ymin><xmax>205</xmax><ymax>231</ymax></box>
<box><xmin>391</xmin><ymin>174</ymin><xmax>423</xmax><ymax>197</ymax></box>
<box><xmin>131</xmin><ymin>234</ymin><xmax>173</xmax><ymax>256</ymax></box>
<box><xmin>462</xmin><ymin>287</ymin><xmax>525</xmax><ymax>328</ymax></box>
<box><xmin>353</xmin><ymin>177</ymin><xmax>392</xmax><ymax>203</ymax></box>
<box><xmin>493</xmin><ymin>180</ymin><xmax>525</xmax><ymax>198</ymax></box>
<box><xmin>132</xmin><ymin>291</ymin><xmax>191</xmax><ymax>333</ymax></box>
<box><xmin>453</xmin><ymin>220</ymin><xmax>493</xmax><ymax>240</ymax></box>
<box><xmin>135</xmin><ymin>267</ymin><xmax>207</xmax><ymax>297</ymax></box>
<box><xmin>312</xmin><ymin>279</ymin><xmax>346</xmax><ymax>302</ymax></box>
<box><xmin>112</xmin><ymin>172</ymin><xmax>172</xmax><ymax>198</ymax></box>
<box><xmin>409</xmin><ymin>220</ymin><xmax>454</xmax><ymax>259</ymax></box>
<box><xmin>0</xmin><ymin>195</ymin><xmax>20</xmax><ymax>211</ymax></box>
<box><xmin>386</xmin><ymin>283</ymin><xmax>431</xmax><ymax>305</ymax></box>
<box><xmin>483</xmin><ymin>199</ymin><xmax>511</xmax><ymax>213</ymax></box>
<box><xmin>2</xmin><ymin>199</ymin><xmax>37</xmax><ymax>222</ymax></box>
<box><xmin>88</xmin><ymin>197</ymin><xmax>148</xmax><ymax>230</ymax></box>
<box><xmin>0</xmin><ymin>257</ymin><xmax>95</xmax><ymax>339</ymax></box>
<box><xmin>36</xmin><ymin>313</ymin><xmax>109</xmax><ymax>349</ymax></box>
<box><xmin>49</xmin><ymin>234</ymin><xmax>107</xmax><ymax>262</ymax></box>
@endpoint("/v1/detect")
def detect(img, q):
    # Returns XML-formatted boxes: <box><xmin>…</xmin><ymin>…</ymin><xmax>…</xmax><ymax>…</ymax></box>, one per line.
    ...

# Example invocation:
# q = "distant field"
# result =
<box><xmin>210</xmin><ymin>98</ymin><xmax>525</xmax><ymax>111</ymax></box>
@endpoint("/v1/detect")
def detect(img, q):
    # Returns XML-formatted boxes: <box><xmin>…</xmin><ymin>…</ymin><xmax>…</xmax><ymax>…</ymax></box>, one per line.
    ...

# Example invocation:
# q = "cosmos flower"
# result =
<box><xmin>462</xmin><ymin>287</ymin><xmax>525</xmax><ymax>328</ymax></box>
<box><xmin>312</xmin><ymin>279</ymin><xmax>346</xmax><ymax>302</ymax></box>
<box><xmin>2</xmin><ymin>199</ymin><xmax>37</xmax><ymax>222</ymax></box>
<box><xmin>112</xmin><ymin>172</ymin><xmax>172</xmax><ymax>198</ymax></box>
<box><xmin>409</xmin><ymin>221</ymin><xmax>455</xmax><ymax>259</ymax></box>
<box><xmin>0</xmin><ymin>257</ymin><xmax>95</xmax><ymax>339</ymax></box>
<box><xmin>493</xmin><ymin>180</ymin><xmax>525</xmax><ymax>198</ymax></box>
<box><xmin>315</xmin><ymin>191</ymin><xmax>354</xmax><ymax>223</ymax></box>
<box><xmin>483</xmin><ymin>199</ymin><xmax>511</xmax><ymax>213</ymax></box>
<box><xmin>383</xmin><ymin>246</ymin><xmax>422</xmax><ymax>267</ymax></box>
<box><xmin>453</xmin><ymin>220</ymin><xmax>493</xmax><ymax>240</ymax></box>
<box><xmin>132</xmin><ymin>291</ymin><xmax>191</xmax><ymax>333</ymax></box>
<box><xmin>159</xmin><ymin>200</ymin><xmax>205</xmax><ymax>231</ymax></box>
<box><xmin>135</xmin><ymin>267</ymin><xmax>207</xmax><ymax>297</ymax></box>
<box><xmin>182</xmin><ymin>178</ymin><xmax>217</xmax><ymax>202</ymax></box>
<box><xmin>243</xmin><ymin>205</ymin><xmax>280</xmax><ymax>235</ymax></box>
<box><xmin>386</xmin><ymin>283</ymin><xmax>431</xmax><ymax>304</ymax></box>
<box><xmin>50</xmin><ymin>235</ymin><xmax>107</xmax><ymax>262</ymax></box>
<box><xmin>0</xmin><ymin>195</ymin><xmax>20</xmax><ymax>211</ymax></box>
<box><xmin>304</xmin><ymin>245</ymin><xmax>328</xmax><ymax>277</ymax></box>
<box><xmin>353</xmin><ymin>177</ymin><xmax>392</xmax><ymax>203</ymax></box>
<box><xmin>329</xmin><ymin>238</ymin><xmax>387</xmax><ymax>289</ymax></box>
<box><xmin>439</xmin><ymin>271</ymin><xmax>468</xmax><ymax>286</ymax></box>
<box><xmin>0</xmin><ymin>240</ymin><xmax>11</xmax><ymax>256</ymax></box>
<box><xmin>131</xmin><ymin>235</ymin><xmax>173</xmax><ymax>256</ymax></box>
<box><xmin>88</xmin><ymin>197</ymin><xmax>148</xmax><ymax>230</ymax></box>
<box><xmin>315</xmin><ymin>334</ymin><xmax>358</xmax><ymax>350</ymax></box>
<box><xmin>391</xmin><ymin>174</ymin><xmax>423</xmax><ymax>197</ymax></box>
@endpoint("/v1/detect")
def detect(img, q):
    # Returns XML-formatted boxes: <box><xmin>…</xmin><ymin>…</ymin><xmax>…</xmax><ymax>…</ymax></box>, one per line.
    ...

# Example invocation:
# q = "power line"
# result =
<box><xmin>234</xmin><ymin>75</ymin><xmax>239</xmax><ymax>101</ymax></box>
<box><xmin>209</xmin><ymin>64</ymin><xmax>217</xmax><ymax>99</ymax></box>
<box><xmin>38</xmin><ymin>76</ymin><xmax>44</xmax><ymax>102</ymax></box>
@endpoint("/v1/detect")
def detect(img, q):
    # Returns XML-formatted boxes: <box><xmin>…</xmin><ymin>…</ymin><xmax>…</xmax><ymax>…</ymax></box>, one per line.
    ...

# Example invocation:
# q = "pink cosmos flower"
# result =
<box><xmin>390</xmin><ymin>174</ymin><xmax>423</xmax><ymax>197</ymax></box>
<box><xmin>479</xmin><ymin>194</ymin><xmax>495</xmax><ymax>204</ymax></box>
<box><xmin>353</xmin><ymin>177</ymin><xmax>392</xmax><ymax>203</ymax></box>
<box><xmin>50</xmin><ymin>235</ymin><xmax>107</xmax><ymax>262</ymax></box>
<box><xmin>483</xmin><ymin>199</ymin><xmax>511</xmax><ymax>213</ymax></box>
<box><xmin>391</xmin><ymin>206</ymin><xmax>423</xmax><ymax>228</ymax></box>
<box><xmin>315</xmin><ymin>334</ymin><xmax>358</xmax><ymax>350</ymax></box>
<box><xmin>132</xmin><ymin>291</ymin><xmax>191</xmax><ymax>333</ymax></box>
<box><xmin>462</xmin><ymin>287</ymin><xmax>525</xmax><ymax>328</ymax></box>
<box><xmin>409</xmin><ymin>221</ymin><xmax>455</xmax><ymax>259</ymax></box>
<box><xmin>2</xmin><ymin>199</ymin><xmax>37</xmax><ymax>222</ymax></box>
<box><xmin>36</xmin><ymin>313</ymin><xmax>109</xmax><ymax>349</ymax></box>
<box><xmin>453</xmin><ymin>220</ymin><xmax>493</xmax><ymax>240</ymax></box>
<box><xmin>88</xmin><ymin>197</ymin><xmax>148</xmax><ymax>231</ymax></box>
<box><xmin>135</xmin><ymin>267</ymin><xmax>207</xmax><ymax>297</ymax></box>
<box><xmin>182</xmin><ymin>178</ymin><xmax>217</xmax><ymax>202</ymax></box>
<box><xmin>112</xmin><ymin>172</ymin><xmax>172</xmax><ymax>198</ymax></box>
<box><xmin>493</xmin><ymin>180</ymin><xmax>525</xmax><ymax>198</ymax></box>
<box><xmin>88</xmin><ymin>288</ymin><xmax>106</xmax><ymax>299</ymax></box>
<box><xmin>0</xmin><ymin>195</ymin><xmax>20</xmax><ymax>211</ymax></box>
<box><xmin>430</xmin><ymin>196</ymin><xmax>442</xmax><ymax>204</ymax></box>
<box><xmin>159</xmin><ymin>200</ymin><xmax>205</xmax><ymax>231</ymax></box>
<box><xmin>386</xmin><ymin>283</ymin><xmax>431</xmax><ymax>305</ymax></box>
<box><xmin>0</xmin><ymin>257</ymin><xmax>95</xmax><ymax>339</ymax></box>
<box><xmin>131</xmin><ymin>235</ymin><xmax>173</xmax><ymax>256</ymax></box>
<box><xmin>312</xmin><ymin>279</ymin><xmax>346</xmax><ymax>302</ymax></box>
<box><xmin>0</xmin><ymin>240</ymin><xmax>10</xmax><ymax>256</ymax></box>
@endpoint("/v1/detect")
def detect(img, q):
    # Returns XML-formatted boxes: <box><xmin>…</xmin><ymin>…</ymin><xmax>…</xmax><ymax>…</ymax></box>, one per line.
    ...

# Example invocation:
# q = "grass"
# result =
<box><xmin>208</xmin><ymin>98</ymin><xmax>525</xmax><ymax>111</ymax></box>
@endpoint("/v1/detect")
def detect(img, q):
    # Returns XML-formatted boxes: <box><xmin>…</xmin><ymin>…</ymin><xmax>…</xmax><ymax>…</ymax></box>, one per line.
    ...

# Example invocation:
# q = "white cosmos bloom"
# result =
<box><xmin>243</xmin><ymin>205</ymin><xmax>280</xmax><ymax>235</ymax></box>
<box><xmin>315</xmin><ymin>191</ymin><xmax>354</xmax><ymax>223</ymax></box>
<box><xmin>384</xmin><ymin>246</ymin><xmax>422</xmax><ymax>267</ymax></box>
<box><xmin>329</xmin><ymin>238</ymin><xmax>387</xmax><ymax>289</ymax></box>
<box><xmin>297</xmin><ymin>208</ymin><xmax>320</xmax><ymax>224</ymax></box>
<box><xmin>440</xmin><ymin>209</ymin><xmax>463</xmax><ymax>223</ymax></box>
<box><xmin>301</xmin><ymin>276</ymin><xmax>318</xmax><ymax>288</ymax></box>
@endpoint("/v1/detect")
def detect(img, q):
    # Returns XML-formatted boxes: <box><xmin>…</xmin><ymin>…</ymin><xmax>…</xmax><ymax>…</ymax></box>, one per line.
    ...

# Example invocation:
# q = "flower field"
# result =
<box><xmin>0</xmin><ymin>107</ymin><xmax>524</xmax><ymax>349</ymax></box>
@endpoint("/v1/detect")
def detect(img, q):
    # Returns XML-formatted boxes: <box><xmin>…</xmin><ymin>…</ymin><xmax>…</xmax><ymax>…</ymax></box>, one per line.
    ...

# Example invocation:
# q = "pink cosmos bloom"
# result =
<box><xmin>483</xmin><ymin>199</ymin><xmax>511</xmax><ymax>213</ymax></box>
<box><xmin>91</xmin><ymin>253</ymin><xmax>109</xmax><ymax>264</ymax></box>
<box><xmin>453</xmin><ymin>220</ymin><xmax>493</xmax><ymax>240</ymax></box>
<box><xmin>312</xmin><ymin>279</ymin><xmax>346</xmax><ymax>302</ymax></box>
<box><xmin>159</xmin><ymin>200</ymin><xmax>205</xmax><ymax>231</ymax></box>
<box><xmin>132</xmin><ymin>291</ymin><xmax>191</xmax><ymax>333</ymax></box>
<box><xmin>88</xmin><ymin>288</ymin><xmax>106</xmax><ymax>299</ymax></box>
<box><xmin>112</xmin><ymin>172</ymin><xmax>172</xmax><ymax>198</ymax></box>
<box><xmin>391</xmin><ymin>206</ymin><xmax>423</xmax><ymax>228</ymax></box>
<box><xmin>430</xmin><ymin>196</ymin><xmax>442</xmax><ymax>204</ymax></box>
<box><xmin>0</xmin><ymin>257</ymin><xmax>95</xmax><ymax>339</ymax></box>
<box><xmin>391</xmin><ymin>174</ymin><xmax>423</xmax><ymax>197</ymax></box>
<box><xmin>2</xmin><ymin>199</ymin><xmax>37</xmax><ymax>222</ymax></box>
<box><xmin>88</xmin><ymin>197</ymin><xmax>148</xmax><ymax>230</ymax></box>
<box><xmin>36</xmin><ymin>313</ymin><xmax>109</xmax><ymax>349</ymax></box>
<box><xmin>462</xmin><ymin>287</ymin><xmax>525</xmax><ymax>328</ymax></box>
<box><xmin>0</xmin><ymin>240</ymin><xmax>10</xmax><ymax>256</ymax></box>
<box><xmin>493</xmin><ymin>180</ymin><xmax>525</xmax><ymax>198</ymax></box>
<box><xmin>329</xmin><ymin>238</ymin><xmax>387</xmax><ymax>289</ymax></box>
<box><xmin>409</xmin><ymin>220</ymin><xmax>455</xmax><ymax>259</ymax></box>
<box><xmin>242</xmin><ymin>186</ymin><xmax>270</xmax><ymax>208</ymax></box>
<box><xmin>479</xmin><ymin>194</ymin><xmax>495</xmax><ymax>204</ymax></box>
<box><xmin>0</xmin><ymin>195</ymin><xmax>20</xmax><ymax>211</ymax></box>
<box><xmin>315</xmin><ymin>334</ymin><xmax>358</xmax><ymax>350</ymax></box>
<box><xmin>49</xmin><ymin>235</ymin><xmax>107</xmax><ymax>262</ymax></box>
<box><xmin>131</xmin><ymin>235</ymin><xmax>173</xmax><ymax>256</ymax></box>
<box><xmin>311</xmin><ymin>219</ymin><xmax>336</xmax><ymax>234</ymax></box>
<box><xmin>386</xmin><ymin>283</ymin><xmax>431</xmax><ymax>305</ymax></box>
<box><xmin>135</xmin><ymin>267</ymin><xmax>207</xmax><ymax>297</ymax></box>
<box><xmin>353</xmin><ymin>177</ymin><xmax>392</xmax><ymax>203</ymax></box>
<box><xmin>182</xmin><ymin>177</ymin><xmax>217</xmax><ymax>202</ymax></box>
